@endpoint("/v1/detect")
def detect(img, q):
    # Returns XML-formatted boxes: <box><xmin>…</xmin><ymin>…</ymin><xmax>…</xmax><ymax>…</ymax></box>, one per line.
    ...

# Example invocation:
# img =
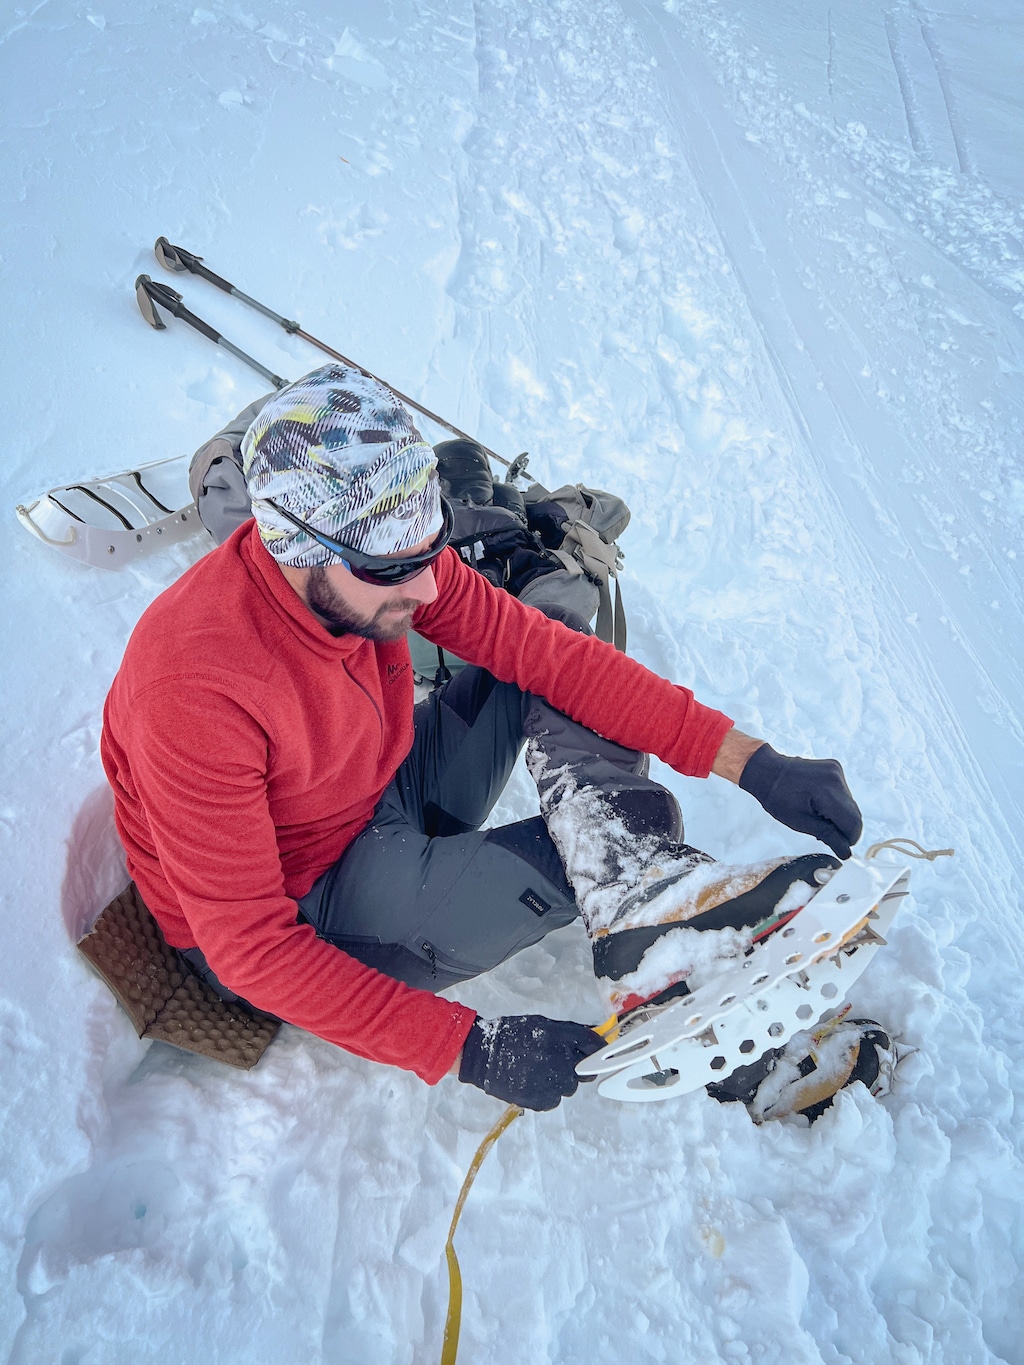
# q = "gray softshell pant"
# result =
<box><xmin>296</xmin><ymin>656</ymin><xmax>683</xmax><ymax>992</ymax></box>
<box><xmin>181</xmin><ymin>658</ymin><xmax>793</xmax><ymax>1111</ymax></box>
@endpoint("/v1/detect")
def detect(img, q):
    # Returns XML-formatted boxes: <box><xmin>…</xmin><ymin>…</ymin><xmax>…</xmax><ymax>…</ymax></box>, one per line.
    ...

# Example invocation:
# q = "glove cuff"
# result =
<box><xmin>457</xmin><ymin>1018</ymin><xmax>491</xmax><ymax>1091</ymax></box>
<box><xmin>737</xmin><ymin>742</ymin><xmax>783</xmax><ymax>802</ymax></box>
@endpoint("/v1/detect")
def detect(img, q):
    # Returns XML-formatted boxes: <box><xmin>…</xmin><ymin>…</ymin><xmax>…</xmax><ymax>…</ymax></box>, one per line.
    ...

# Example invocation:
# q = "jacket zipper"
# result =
<box><xmin>342</xmin><ymin>657</ymin><xmax>385</xmax><ymax>758</ymax></box>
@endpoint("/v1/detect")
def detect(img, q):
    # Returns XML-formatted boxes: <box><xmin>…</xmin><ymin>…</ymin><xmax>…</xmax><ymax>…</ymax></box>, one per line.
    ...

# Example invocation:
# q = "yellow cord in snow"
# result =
<box><xmin>440</xmin><ymin>1104</ymin><xmax>523</xmax><ymax>1365</ymax></box>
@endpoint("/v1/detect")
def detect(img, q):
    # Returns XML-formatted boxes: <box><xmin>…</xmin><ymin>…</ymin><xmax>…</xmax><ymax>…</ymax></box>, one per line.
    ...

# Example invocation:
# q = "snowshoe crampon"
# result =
<box><xmin>578</xmin><ymin>856</ymin><xmax>909</xmax><ymax>1103</ymax></box>
<box><xmin>16</xmin><ymin>454</ymin><xmax>201</xmax><ymax>568</ymax></box>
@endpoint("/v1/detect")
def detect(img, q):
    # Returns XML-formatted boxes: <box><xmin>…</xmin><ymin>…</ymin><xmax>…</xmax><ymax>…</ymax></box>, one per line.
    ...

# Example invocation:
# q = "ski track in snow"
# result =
<box><xmin>1</xmin><ymin>0</ymin><xmax>1023</xmax><ymax>1361</ymax></box>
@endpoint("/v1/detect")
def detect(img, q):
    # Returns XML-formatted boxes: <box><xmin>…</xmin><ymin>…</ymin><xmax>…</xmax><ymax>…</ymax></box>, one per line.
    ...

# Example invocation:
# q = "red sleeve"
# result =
<box><xmin>415</xmin><ymin>551</ymin><xmax>733</xmax><ymax>777</ymax></box>
<box><xmin>123</xmin><ymin>676</ymin><xmax>475</xmax><ymax>1084</ymax></box>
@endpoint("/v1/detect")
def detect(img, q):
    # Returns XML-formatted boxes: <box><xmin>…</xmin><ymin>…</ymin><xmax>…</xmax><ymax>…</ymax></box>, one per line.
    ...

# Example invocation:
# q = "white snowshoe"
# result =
<box><xmin>16</xmin><ymin>455</ymin><xmax>200</xmax><ymax>568</ymax></box>
<box><xmin>578</xmin><ymin>855</ymin><xmax>910</xmax><ymax>1103</ymax></box>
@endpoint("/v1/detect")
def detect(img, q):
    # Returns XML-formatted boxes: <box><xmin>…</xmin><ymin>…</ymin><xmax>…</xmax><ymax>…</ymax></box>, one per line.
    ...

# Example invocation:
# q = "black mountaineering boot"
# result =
<box><xmin>707</xmin><ymin>1016</ymin><xmax>899</xmax><ymax>1124</ymax></box>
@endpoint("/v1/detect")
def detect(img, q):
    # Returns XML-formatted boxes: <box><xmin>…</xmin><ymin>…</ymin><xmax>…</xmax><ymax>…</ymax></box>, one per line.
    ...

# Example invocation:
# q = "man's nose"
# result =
<box><xmin>404</xmin><ymin>566</ymin><xmax>439</xmax><ymax>605</ymax></box>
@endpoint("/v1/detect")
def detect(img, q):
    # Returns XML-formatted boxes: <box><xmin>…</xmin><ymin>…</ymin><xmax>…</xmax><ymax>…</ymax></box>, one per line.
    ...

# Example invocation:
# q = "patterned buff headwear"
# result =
<box><xmin>242</xmin><ymin>364</ymin><xmax>442</xmax><ymax>568</ymax></box>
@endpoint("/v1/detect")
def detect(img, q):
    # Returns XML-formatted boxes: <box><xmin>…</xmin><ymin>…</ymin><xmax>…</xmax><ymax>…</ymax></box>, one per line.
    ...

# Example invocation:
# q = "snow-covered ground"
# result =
<box><xmin>3</xmin><ymin>0</ymin><xmax>1023</xmax><ymax>1360</ymax></box>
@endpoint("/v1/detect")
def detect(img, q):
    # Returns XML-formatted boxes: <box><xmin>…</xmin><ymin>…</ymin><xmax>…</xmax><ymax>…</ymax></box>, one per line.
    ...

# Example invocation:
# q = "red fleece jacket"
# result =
<box><xmin>101</xmin><ymin>522</ymin><xmax>732</xmax><ymax>1083</ymax></box>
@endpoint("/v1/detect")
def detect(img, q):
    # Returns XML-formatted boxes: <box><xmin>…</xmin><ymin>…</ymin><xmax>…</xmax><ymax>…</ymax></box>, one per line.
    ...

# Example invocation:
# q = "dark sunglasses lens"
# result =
<box><xmin>267</xmin><ymin>495</ymin><xmax>452</xmax><ymax>585</ymax></box>
<box><xmin>351</xmin><ymin>545</ymin><xmax>443</xmax><ymax>586</ymax></box>
<box><xmin>348</xmin><ymin>501</ymin><xmax>453</xmax><ymax>585</ymax></box>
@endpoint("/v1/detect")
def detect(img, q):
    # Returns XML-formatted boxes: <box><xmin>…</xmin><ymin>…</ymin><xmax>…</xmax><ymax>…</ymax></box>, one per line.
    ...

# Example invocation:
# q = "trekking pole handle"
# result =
<box><xmin>136</xmin><ymin>277</ymin><xmax>290</xmax><ymax>390</ymax></box>
<box><xmin>173</xmin><ymin>300</ymin><xmax>220</xmax><ymax>345</ymax></box>
<box><xmin>155</xmin><ymin>237</ymin><xmax>234</xmax><ymax>294</ymax></box>
<box><xmin>156</xmin><ymin>239</ymin><xmax>300</xmax><ymax>332</ymax></box>
<box><xmin>137</xmin><ymin>277</ymin><xmax>220</xmax><ymax>342</ymax></box>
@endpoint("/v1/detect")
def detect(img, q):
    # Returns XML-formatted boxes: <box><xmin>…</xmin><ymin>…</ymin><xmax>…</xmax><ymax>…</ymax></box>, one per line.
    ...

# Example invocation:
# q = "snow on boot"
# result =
<box><xmin>719</xmin><ymin>1014</ymin><xmax>899</xmax><ymax>1124</ymax></box>
<box><xmin>579</xmin><ymin>857</ymin><xmax>911</xmax><ymax>1103</ymax></box>
<box><xmin>523</xmin><ymin>703</ymin><xmax>839</xmax><ymax>1016</ymax></box>
<box><xmin>594</xmin><ymin>852</ymin><xmax>840</xmax><ymax>1015</ymax></box>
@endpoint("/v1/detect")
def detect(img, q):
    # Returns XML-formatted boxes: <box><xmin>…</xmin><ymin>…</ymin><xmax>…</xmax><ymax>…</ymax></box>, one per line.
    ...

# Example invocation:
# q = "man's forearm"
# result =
<box><xmin>711</xmin><ymin>727</ymin><xmax>765</xmax><ymax>784</ymax></box>
<box><xmin>417</xmin><ymin>556</ymin><xmax>734</xmax><ymax>778</ymax></box>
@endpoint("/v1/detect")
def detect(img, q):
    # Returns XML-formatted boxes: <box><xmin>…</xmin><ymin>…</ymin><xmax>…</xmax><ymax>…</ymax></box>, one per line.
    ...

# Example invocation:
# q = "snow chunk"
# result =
<box><xmin>611</xmin><ymin>922</ymin><xmax>752</xmax><ymax>1006</ymax></box>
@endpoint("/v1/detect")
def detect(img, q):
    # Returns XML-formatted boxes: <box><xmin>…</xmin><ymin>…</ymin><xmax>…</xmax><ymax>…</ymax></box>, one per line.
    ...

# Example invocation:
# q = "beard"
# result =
<box><xmin>305</xmin><ymin>566</ymin><xmax>422</xmax><ymax>642</ymax></box>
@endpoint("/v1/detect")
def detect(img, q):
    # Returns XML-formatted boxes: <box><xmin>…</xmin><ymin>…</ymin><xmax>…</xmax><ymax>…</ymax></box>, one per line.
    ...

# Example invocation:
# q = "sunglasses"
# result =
<box><xmin>264</xmin><ymin>495</ymin><xmax>454</xmax><ymax>586</ymax></box>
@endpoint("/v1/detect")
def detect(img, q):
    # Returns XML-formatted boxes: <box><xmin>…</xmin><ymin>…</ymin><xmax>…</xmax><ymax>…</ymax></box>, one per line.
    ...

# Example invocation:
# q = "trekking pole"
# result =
<box><xmin>135</xmin><ymin>276</ymin><xmax>290</xmax><ymax>391</ymax></box>
<box><xmin>153</xmin><ymin>238</ymin><xmax>528</xmax><ymax>478</ymax></box>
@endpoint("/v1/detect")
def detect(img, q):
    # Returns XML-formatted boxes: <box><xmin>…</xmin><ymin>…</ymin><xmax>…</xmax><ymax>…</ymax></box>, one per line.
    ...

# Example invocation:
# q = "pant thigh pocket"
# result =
<box><xmin>405</xmin><ymin>842</ymin><xmax>574</xmax><ymax>978</ymax></box>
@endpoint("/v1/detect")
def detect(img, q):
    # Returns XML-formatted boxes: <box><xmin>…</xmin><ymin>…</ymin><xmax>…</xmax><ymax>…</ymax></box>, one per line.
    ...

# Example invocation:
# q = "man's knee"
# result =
<box><xmin>482</xmin><ymin>816</ymin><xmax>575</xmax><ymax>903</ymax></box>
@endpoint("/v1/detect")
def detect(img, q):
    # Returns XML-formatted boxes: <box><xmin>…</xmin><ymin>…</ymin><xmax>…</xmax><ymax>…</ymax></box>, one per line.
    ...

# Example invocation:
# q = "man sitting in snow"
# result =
<box><xmin>102</xmin><ymin>365</ymin><xmax>887</xmax><ymax>1120</ymax></box>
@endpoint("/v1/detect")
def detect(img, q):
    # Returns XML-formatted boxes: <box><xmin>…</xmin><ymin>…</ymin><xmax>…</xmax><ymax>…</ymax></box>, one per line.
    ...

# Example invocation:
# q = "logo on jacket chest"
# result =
<box><xmin>386</xmin><ymin>661</ymin><xmax>410</xmax><ymax>684</ymax></box>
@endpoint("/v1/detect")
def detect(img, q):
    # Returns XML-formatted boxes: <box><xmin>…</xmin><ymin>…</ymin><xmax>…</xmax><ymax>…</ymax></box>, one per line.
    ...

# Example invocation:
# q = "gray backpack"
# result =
<box><xmin>188</xmin><ymin>392</ymin><xmax>274</xmax><ymax>545</ymax></box>
<box><xmin>522</xmin><ymin>481</ymin><xmax>630</xmax><ymax>651</ymax></box>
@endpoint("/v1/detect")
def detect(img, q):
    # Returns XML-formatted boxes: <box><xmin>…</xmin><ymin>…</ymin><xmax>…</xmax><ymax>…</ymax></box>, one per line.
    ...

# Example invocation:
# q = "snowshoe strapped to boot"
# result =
<box><xmin>578</xmin><ymin>856</ymin><xmax>910</xmax><ymax>1103</ymax></box>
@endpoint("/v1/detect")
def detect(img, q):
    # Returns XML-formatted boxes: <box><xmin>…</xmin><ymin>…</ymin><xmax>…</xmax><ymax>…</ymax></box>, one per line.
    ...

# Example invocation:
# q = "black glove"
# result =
<box><xmin>458</xmin><ymin>1014</ymin><xmax>605</xmax><ymax>1112</ymax></box>
<box><xmin>739</xmin><ymin>744</ymin><xmax>863</xmax><ymax>860</ymax></box>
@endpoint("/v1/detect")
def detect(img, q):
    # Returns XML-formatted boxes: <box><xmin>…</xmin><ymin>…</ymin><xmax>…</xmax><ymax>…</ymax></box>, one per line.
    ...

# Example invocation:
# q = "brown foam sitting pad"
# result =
<box><xmin>78</xmin><ymin>883</ymin><xmax>280</xmax><ymax>1069</ymax></box>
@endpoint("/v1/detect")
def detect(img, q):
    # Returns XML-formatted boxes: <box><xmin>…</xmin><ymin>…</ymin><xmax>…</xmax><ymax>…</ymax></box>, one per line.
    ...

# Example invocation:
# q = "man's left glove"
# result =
<box><xmin>739</xmin><ymin>743</ymin><xmax>863</xmax><ymax>859</ymax></box>
<box><xmin>458</xmin><ymin>1014</ymin><xmax>605</xmax><ymax>1111</ymax></box>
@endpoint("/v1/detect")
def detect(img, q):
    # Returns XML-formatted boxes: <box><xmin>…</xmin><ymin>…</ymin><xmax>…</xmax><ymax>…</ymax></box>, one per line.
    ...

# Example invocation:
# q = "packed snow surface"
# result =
<box><xmin>3</xmin><ymin>0</ymin><xmax>1024</xmax><ymax>1361</ymax></box>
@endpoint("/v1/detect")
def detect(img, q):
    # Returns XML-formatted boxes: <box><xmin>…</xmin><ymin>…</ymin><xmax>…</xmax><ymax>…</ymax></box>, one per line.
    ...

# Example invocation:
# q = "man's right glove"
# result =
<box><xmin>458</xmin><ymin>1014</ymin><xmax>605</xmax><ymax>1111</ymax></box>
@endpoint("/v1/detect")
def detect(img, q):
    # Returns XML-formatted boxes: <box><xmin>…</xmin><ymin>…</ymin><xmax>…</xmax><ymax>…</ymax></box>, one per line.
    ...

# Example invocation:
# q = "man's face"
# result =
<box><xmin>287</xmin><ymin>532</ymin><xmax>440</xmax><ymax>642</ymax></box>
